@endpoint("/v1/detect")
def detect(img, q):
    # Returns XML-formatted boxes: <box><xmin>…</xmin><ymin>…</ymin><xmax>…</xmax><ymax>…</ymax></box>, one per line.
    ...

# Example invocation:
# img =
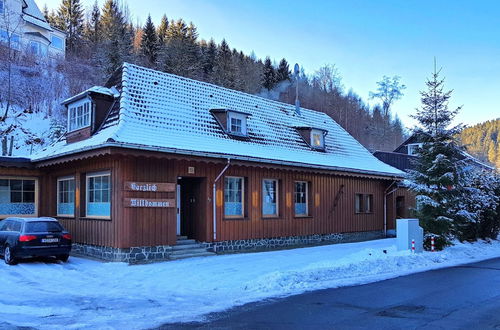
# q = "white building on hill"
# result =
<box><xmin>0</xmin><ymin>0</ymin><xmax>65</xmax><ymax>58</ymax></box>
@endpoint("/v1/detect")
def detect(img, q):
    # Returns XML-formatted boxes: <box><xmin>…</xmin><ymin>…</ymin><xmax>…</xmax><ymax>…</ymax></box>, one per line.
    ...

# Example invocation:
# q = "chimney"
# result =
<box><xmin>294</xmin><ymin>63</ymin><xmax>301</xmax><ymax>116</ymax></box>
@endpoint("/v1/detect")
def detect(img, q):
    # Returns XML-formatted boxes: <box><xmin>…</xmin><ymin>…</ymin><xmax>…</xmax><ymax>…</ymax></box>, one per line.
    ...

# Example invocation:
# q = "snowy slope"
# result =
<box><xmin>33</xmin><ymin>63</ymin><xmax>403</xmax><ymax>177</ymax></box>
<box><xmin>1</xmin><ymin>238</ymin><xmax>500</xmax><ymax>329</ymax></box>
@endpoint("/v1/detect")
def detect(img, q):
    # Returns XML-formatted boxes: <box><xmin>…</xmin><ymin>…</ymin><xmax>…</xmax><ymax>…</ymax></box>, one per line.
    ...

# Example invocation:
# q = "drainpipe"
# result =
<box><xmin>384</xmin><ymin>181</ymin><xmax>399</xmax><ymax>237</ymax></box>
<box><xmin>213</xmin><ymin>158</ymin><xmax>231</xmax><ymax>243</ymax></box>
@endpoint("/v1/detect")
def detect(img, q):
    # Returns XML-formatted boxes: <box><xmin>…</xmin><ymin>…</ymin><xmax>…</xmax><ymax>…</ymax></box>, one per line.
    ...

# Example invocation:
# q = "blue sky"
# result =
<box><xmin>42</xmin><ymin>0</ymin><xmax>500</xmax><ymax>128</ymax></box>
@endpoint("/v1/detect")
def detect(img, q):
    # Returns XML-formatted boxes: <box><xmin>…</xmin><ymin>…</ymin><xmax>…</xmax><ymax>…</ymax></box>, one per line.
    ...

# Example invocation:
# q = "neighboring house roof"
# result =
<box><xmin>32</xmin><ymin>63</ymin><xmax>404</xmax><ymax>178</ymax></box>
<box><xmin>22</xmin><ymin>0</ymin><xmax>53</xmax><ymax>31</ymax></box>
<box><xmin>0</xmin><ymin>156</ymin><xmax>33</xmax><ymax>169</ymax></box>
<box><xmin>372</xmin><ymin>151</ymin><xmax>418</xmax><ymax>172</ymax></box>
<box><xmin>375</xmin><ymin>132</ymin><xmax>496</xmax><ymax>172</ymax></box>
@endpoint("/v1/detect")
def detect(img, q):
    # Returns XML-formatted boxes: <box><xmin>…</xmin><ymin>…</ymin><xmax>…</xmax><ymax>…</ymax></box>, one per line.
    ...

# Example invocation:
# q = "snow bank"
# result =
<box><xmin>1</xmin><ymin>238</ymin><xmax>500</xmax><ymax>329</ymax></box>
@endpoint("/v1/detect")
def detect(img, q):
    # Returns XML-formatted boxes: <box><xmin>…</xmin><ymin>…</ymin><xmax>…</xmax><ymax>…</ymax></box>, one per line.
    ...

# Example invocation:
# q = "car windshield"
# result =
<box><xmin>25</xmin><ymin>221</ymin><xmax>63</xmax><ymax>233</ymax></box>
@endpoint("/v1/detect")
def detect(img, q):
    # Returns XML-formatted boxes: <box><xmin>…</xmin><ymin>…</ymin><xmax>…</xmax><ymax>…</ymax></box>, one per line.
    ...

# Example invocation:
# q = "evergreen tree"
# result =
<box><xmin>213</xmin><ymin>39</ymin><xmax>236</xmax><ymax>88</ymax></box>
<box><xmin>84</xmin><ymin>1</ymin><xmax>101</xmax><ymax>47</ymax></box>
<box><xmin>261</xmin><ymin>56</ymin><xmax>275</xmax><ymax>91</ymax></box>
<box><xmin>162</xmin><ymin>19</ymin><xmax>201</xmax><ymax>78</ymax></box>
<box><xmin>201</xmin><ymin>38</ymin><xmax>217</xmax><ymax>81</ymax></box>
<box><xmin>140</xmin><ymin>15</ymin><xmax>159</xmax><ymax>67</ymax></box>
<box><xmin>157</xmin><ymin>14</ymin><xmax>169</xmax><ymax>45</ymax></box>
<box><xmin>275</xmin><ymin>58</ymin><xmax>291</xmax><ymax>83</ymax></box>
<box><xmin>407</xmin><ymin>64</ymin><xmax>466</xmax><ymax>243</ymax></box>
<box><xmin>56</xmin><ymin>0</ymin><xmax>85</xmax><ymax>55</ymax></box>
<box><xmin>100</xmin><ymin>0</ymin><xmax>129</xmax><ymax>74</ymax></box>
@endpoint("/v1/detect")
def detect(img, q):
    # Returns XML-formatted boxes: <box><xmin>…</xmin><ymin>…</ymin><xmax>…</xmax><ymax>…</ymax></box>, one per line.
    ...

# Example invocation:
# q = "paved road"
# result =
<box><xmin>159</xmin><ymin>257</ymin><xmax>500</xmax><ymax>329</ymax></box>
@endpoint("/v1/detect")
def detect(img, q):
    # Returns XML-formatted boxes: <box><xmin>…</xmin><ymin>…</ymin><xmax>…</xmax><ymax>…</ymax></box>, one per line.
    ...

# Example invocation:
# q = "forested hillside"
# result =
<box><xmin>1</xmin><ymin>0</ymin><xmax>405</xmax><ymax>156</ymax></box>
<box><xmin>458</xmin><ymin>118</ymin><xmax>500</xmax><ymax>168</ymax></box>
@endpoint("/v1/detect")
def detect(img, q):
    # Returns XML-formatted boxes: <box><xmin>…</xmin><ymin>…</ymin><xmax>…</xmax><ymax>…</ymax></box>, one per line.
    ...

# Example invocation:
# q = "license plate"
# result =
<box><xmin>42</xmin><ymin>238</ymin><xmax>59</xmax><ymax>243</ymax></box>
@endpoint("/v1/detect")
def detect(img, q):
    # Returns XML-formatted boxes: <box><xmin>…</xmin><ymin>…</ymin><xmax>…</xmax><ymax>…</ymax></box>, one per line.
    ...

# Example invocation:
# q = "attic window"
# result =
<box><xmin>211</xmin><ymin>109</ymin><xmax>250</xmax><ymax>138</ymax></box>
<box><xmin>68</xmin><ymin>99</ymin><xmax>91</xmax><ymax>132</ymax></box>
<box><xmin>311</xmin><ymin>129</ymin><xmax>325</xmax><ymax>149</ymax></box>
<box><xmin>407</xmin><ymin>143</ymin><xmax>423</xmax><ymax>155</ymax></box>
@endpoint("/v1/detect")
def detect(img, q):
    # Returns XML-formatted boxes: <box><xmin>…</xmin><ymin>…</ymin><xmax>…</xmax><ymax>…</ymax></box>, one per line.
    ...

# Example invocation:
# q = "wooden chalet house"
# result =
<box><xmin>0</xmin><ymin>63</ymin><xmax>406</xmax><ymax>262</ymax></box>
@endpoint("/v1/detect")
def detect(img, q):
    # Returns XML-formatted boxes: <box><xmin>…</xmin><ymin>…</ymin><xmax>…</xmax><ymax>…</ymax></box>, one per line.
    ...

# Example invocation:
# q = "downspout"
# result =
<box><xmin>213</xmin><ymin>158</ymin><xmax>231</xmax><ymax>244</ymax></box>
<box><xmin>384</xmin><ymin>180</ymin><xmax>399</xmax><ymax>237</ymax></box>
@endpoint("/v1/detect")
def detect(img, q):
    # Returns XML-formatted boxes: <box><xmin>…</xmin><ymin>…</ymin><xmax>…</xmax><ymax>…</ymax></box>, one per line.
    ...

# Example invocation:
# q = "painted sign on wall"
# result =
<box><xmin>124</xmin><ymin>182</ymin><xmax>175</xmax><ymax>192</ymax></box>
<box><xmin>124</xmin><ymin>198</ymin><xmax>175</xmax><ymax>208</ymax></box>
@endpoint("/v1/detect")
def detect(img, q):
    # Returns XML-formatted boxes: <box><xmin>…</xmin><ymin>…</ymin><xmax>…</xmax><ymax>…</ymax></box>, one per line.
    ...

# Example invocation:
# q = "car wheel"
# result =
<box><xmin>58</xmin><ymin>254</ymin><xmax>69</xmax><ymax>262</ymax></box>
<box><xmin>4</xmin><ymin>245</ymin><xmax>17</xmax><ymax>265</ymax></box>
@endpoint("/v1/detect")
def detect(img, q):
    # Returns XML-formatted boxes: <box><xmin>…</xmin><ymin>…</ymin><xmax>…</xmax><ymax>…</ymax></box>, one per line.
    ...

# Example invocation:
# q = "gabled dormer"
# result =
<box><xmin>210</xmin><ymin>108</ymin><xmax>251</xmax><ymax>138</ymax></box>
<box><xmin>63</xmin><ymin>86</ymin><xmax>118</xmax><ymax>143</ymax></box>
<box><xmin>295</xmin><ymin>127</ymin><xmax>328</xmax><ymax>151</ymax></box>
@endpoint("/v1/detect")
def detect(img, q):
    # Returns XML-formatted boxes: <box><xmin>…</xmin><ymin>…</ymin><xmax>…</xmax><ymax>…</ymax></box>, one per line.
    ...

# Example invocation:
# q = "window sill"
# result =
<box><xmin>56</xmin><ymin>215</ymin><xmax>76</xmax><ymax>219</ymax></box>
<box><xmin>79</xmin><ymin>217</ymin><xmax>112</xmax><ymax>221</ymax></box>
<box><xmin>262</xmin><ymin>216</ymin><xmax>281</xmax><ymax>220</ymax></box>
<box><xmin>223</xmin><ymin>216</ymin><xmax>248</xmax><ymax>221</ymax></box>
<box><xmin>294</xmin><ymin>215</ymin><xmax>313</xmax><ymax>219</ymax></box>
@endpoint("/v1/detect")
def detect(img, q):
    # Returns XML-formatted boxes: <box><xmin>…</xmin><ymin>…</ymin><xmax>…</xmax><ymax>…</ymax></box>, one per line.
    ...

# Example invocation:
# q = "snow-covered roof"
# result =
<box><xmin>33</xmin><ymin>63</ymin><xmax>404</xmax><ymax>178</ymax></box>
<box><xmin>62</xmin><ymin>86</ymin><xmax>119</xmax><ymax>105</ymax></box>
<box><xmin>22</xmin><ymin>0</ymin><xmax>53</xmax><ymax>31</ymax></box>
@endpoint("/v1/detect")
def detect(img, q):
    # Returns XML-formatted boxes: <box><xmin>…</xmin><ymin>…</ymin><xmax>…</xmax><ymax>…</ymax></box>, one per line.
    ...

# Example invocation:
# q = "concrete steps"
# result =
<box><xmin>172</xmin><ymin>236</ymin><xmax>215</xmax><ymax>260</ymax></box>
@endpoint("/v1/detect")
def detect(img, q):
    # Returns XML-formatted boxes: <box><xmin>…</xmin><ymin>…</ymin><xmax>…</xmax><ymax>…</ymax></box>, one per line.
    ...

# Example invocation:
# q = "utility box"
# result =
<box><xmin>397</xmin><ymin>218</ymin><xmax>423</xmax><ymax>253</ymax></box>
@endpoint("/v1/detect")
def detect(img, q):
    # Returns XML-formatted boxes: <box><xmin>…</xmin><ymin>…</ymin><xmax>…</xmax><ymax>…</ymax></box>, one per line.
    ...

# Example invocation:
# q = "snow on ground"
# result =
<box><xmin>1</xmin><ymin>238</ymin><xmax>500</xmax><ymax>329</ymax></box>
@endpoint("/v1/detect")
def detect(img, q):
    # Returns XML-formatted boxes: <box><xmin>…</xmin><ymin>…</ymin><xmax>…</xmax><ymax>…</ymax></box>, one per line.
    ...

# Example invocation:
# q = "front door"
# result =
<box><xmin>177</xmin><ymin>177</ymin><xmax>206</xmax><ymax>241</ymax></box>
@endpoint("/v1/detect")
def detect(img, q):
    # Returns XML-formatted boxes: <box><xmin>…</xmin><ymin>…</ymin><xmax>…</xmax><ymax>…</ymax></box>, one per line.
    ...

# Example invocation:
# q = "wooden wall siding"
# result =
<box><xmin>215</xmin><ymin>166</ymin><xmax>390</xmax><ymax>242</ymax></box>
<box><xmin>33</xmin><ymin>152</ymin><xmax>403</xmax><ymax>248</ymax></box>
<box><xmin>38</xmin><ymin>155</ymin><xmax>121</xmax><ymax>248</ymax></box>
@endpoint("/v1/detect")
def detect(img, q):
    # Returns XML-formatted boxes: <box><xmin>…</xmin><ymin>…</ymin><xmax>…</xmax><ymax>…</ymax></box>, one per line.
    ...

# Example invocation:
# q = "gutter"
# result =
<box><xmin>33</xmin><ymin>142</ymin><xmax>404</xmax><ymax>179</ymax></box>
<box><xmin>213</xmin><ymin>159</ymin><xmax>231</xmax><ymax>246</ymax></box>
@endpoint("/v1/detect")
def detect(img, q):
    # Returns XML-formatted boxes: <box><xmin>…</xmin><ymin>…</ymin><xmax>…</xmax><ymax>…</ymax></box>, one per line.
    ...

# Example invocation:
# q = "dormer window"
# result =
<box><xmin>211</xmin><ymin>108</ymin><xmax>251</xmax><ymax>138</ymax></box>
<box><xmin>407</xmin><ymin>143</ymin><xmax>423</xmax><ymax>155</ymax></box>
<box><xmin>311</xmin><ymin>129</ymin><xmax>325</xmax><ymax>149</ymax></box>
<box><xmin>228</xmin><ymin>112</ymin><xmax>247</xmax><ymax>136</ymax></box>
<box><xmin>295</xmin><ymin>127</ymin><xmax>328</xmax><ymax>151</ymax></box>
<box><xmin>68</xmin><ymin>99</ymin><xmax>91</xmax><ymax>132</ymax></box>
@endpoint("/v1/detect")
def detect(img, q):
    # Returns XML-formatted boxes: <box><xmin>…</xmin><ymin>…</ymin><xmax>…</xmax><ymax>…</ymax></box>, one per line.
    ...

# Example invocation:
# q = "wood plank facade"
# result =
<box><xmin>1</xmin><ymin>148</ymin><xmax>410</xmax><ymax>249</ymax></box>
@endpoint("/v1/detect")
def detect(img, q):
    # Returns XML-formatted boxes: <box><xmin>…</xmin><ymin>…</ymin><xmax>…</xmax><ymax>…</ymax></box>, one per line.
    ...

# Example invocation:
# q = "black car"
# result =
<box><xmin>0</xmin><ymin>217</ymin><xmax>72</xmax><ymax>265</ymax></box>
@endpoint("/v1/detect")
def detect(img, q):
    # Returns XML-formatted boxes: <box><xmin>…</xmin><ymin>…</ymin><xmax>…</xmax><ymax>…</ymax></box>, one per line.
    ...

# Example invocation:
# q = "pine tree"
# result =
<box><xmin>162</xmin><ymin>19</ymin><xmax>201</xmax><ymax>78</ymax></box>
<box><xmin>275</xmin><ymin>58</ymin><xmax>291</xmax><ymax>83</ymax></box>
<box><xmin>262</xmin><ymin>56</ymin><xmax>275</xmax><ymax>91</ymax></box>
<box><xmin>140</xmin><ymin>15</ymin><xmax>159</xmax><ymax>67</ymax></box>
<box><xmin>157</xmin><ymin>14</ymin><xmax>169</xmax><ymax>45</ymax></box>
<box><xmin>407</xmin><ymin>64</ymin><xmax>466</xmax><ymax>243</ymax></box>
<box><xmin>84</xmin><ymin>1</ymin><xmax>101</xmax><ymax>47</ymax></box>
<box><xmin>56</xmin><ymin>0</ymin><xmax>85</xmax><ymax>55</ymax></box>
<box><xmin>213</xmin><ymin>39</ymin><xmax>236</xmax><ymax>88</ymax></box>
<box><xmin>201</xmin><ymin>38</ymin><xmax>217</xmax><ymax>81</ymax></box>
<box><xmin>100</xmin><ymin>0</ymin><xmax>129</xmax><ymax>74</ymax></box>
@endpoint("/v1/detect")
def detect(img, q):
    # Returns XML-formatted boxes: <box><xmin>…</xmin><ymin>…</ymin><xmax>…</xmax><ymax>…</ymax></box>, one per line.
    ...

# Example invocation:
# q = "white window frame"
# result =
<box><xmin>294</xmin><ymin>181</ymin><xmax>309</xmax><ymax>216</ymax></box>
<box><xmin>0</xmin><ymin>177</ymin><xmax>38</xmax><ymax>218</ymax></box>
<box><xmin>57</xmin><ymin>176</ymin><xmax>75</xmax><ymax>217</ymax></box>
<box><xmin>310</xmin><ymin>129</ymin><xmax>325</xmax><ymax>149</ymax></box>
<box><xmin>227</xmin><ymin>112</ymin><xmax>248</xmax><ymax>136</ymax></box>
<box><xmin>50</xmin><ymin>34</ymin><xmax>64</xmax><ymax>50</ymax></box>
<box><xmin>262</xmin><ymin>179</ymin><xmax>279</xmax><ymax>217</ymax></box>
<box><xmin>29</xmin><ymin>40</ymin><xmax>48</xmax><ymax>56</ymax></box>
<box><xmin>68</xmin><ymin>98</ymin><xmax>92</xmax><ymax>132</ymax></box>
<box><xmin>407</xmin><ymin>143</ymin><xmax>423</xmax><ymax>155</ymax></box>
<box><xmin>224</xmin><ymin>176</ymin><xmax>245</xmax><ymax>218</ymax></box>
<box><xmin>86</xmin><ymin>171</ymin><xmax>111</xmax><ymax>219</ymax></box>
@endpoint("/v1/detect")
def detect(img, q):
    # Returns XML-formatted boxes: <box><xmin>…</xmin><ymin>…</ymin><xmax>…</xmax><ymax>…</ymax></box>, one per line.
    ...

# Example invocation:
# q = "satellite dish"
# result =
<box><xmin>294</xmin><ymin>63</ymin><xmax>300</xmax><ymax>75</ymax></box>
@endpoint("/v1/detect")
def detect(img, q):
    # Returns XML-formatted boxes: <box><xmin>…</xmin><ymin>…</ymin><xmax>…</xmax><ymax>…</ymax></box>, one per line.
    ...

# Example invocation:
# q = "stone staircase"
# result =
<box><xmin>171</xmin><ymin>236</ymin><xmax>216</xmax><ymax>260</ymax></box>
